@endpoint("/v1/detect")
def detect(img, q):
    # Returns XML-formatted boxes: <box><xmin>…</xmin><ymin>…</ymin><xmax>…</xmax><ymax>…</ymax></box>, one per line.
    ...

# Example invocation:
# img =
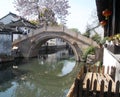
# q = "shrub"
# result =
<box><xmin>82</xmin><ymin>46</ymin><xmax>95</xmax><ymax>62</ymax></box>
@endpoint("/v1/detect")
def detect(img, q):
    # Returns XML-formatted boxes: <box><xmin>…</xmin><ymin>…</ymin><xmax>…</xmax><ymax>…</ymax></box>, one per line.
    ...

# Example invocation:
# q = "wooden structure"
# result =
<box><xmin>67</xmin><ymin>65</ymin><xmax>119</xmax><ymax>97</ymax></box>
<box><xmin>95</xmin><ymin>0</ymin><xmax>120</xmax><ymax>37</ymax></box>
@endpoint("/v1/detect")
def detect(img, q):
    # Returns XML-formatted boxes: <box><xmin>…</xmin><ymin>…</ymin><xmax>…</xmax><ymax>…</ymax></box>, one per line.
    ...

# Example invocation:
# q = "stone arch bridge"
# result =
<box><xmin>12</xmin><ymin>26</ymin><xmax>98</xmax><ymax>61</ymax></box>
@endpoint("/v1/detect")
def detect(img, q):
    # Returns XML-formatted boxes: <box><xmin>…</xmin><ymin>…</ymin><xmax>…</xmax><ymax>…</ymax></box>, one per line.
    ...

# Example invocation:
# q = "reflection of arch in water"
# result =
<box><xmin>60</xmin><ymin>62</ymin><xmax>83</xmax><ymax>78</ymax></box>
<box><xmin>28</xmin><ymin>35</ymin><xmax>82</xmax><ymax>62</ymax></box>
<box><xmin>12</xmin><ymin>62</ymin><xmax>83</xmax><ymax>97</ymax></box>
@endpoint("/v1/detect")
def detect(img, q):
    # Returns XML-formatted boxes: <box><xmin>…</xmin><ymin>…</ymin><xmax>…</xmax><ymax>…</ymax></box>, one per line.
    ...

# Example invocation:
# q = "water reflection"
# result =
<box><xmin>0</xmin><ymin>49</ymin><xmax>83</xmax><ymax>97</ymax></box>
<box><xmin>58</xmin><ymin>60</ymin><xmax>75</xmax><ymax>76</ymax></box>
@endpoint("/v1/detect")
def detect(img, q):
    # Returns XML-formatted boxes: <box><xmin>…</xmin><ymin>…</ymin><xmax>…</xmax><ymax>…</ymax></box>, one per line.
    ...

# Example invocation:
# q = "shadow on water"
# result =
<box><xmin>0</xmin><ymin>58</ymin><xmax>28</xmax><ymax>85</ymax></box>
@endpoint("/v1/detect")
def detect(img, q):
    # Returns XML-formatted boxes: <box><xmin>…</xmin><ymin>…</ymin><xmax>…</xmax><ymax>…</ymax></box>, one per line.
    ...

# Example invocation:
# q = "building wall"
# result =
<box><xmin>56</xmin><ymin>38</ymin><xmax>66</xmax><ymax>46</ymax></box>
<box><xmin>0</xmin><ymin>13</ymin><xmax>20</xmax><ymax>41</ymax></box>
<box><xmin>0</xmin><ymin>34</ymin><xmax>12</xmax><ymax>55</ymax></box>
<box><xmin>103</xmin><ymin>48</ymin><xmax>120</xmax><ymax>82</ymax></box>
<box><xmin>47</xmin><ymin>38</ymin><xmax>66</xmax><ymax>46</ymax></box>
<box><xmin>0</xmin><ymin>13</ymin><xmax>33</xmax><ymax>41</ymax></box>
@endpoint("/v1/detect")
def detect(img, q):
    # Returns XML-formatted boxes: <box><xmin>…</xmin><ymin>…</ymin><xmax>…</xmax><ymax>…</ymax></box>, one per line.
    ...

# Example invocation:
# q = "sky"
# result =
<box><xmin>0</xmin><ymin>0</ymin><xmax>97</xmax><ymax>33</ymax></box>
<box><xmin>67</xmin><ymin>0</ymin><xmax>97</xmax><ymax>33</ymax></box>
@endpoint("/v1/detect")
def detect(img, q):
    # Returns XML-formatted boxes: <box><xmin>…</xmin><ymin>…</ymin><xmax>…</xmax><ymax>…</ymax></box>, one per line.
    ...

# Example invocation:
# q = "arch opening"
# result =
<box><xmin>28</xmin><ymin>35</ymin><xmax>82</xmax><ymax>61</ymax></box>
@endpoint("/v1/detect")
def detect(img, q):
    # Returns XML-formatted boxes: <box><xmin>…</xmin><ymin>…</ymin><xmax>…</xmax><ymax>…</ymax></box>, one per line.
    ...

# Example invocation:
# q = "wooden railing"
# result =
<box><xmin>73</xmin><ymin>77</ymin><xmax>119</xmax><ymax>97</ymax></box>
<box><xmin>67</xmin><ymin>65</ymin><xmax>85</xmax><ymax>97</ymax></box>
<box><xmin>67</xmin><ymin>65</ymin><xmax>118</xmax><ymax>97</ymax></box>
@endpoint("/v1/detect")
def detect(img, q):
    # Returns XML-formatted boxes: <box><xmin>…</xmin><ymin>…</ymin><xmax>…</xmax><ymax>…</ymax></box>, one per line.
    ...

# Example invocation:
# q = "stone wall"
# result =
<box><xmin>0</xmin><ymin>34</ymin><xmax>12</xmax><ymax>55</ymax></box>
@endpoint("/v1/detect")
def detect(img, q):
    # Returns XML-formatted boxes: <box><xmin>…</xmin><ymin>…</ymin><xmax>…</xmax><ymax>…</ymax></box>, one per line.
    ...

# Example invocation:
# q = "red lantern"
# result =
<box><xmin>102</xmin><ymin>9</ymin><xmax>112</xmax><ymax>20</ymax></box>
<box><xmin>100</xmin><ymin>20</ymin><xmax>107</xmax><ymax>26</ymax></box>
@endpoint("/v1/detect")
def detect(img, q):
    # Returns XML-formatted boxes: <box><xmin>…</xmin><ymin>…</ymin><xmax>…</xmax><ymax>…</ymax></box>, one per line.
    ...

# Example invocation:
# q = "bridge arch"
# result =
<box><xmin>28</xmin><ymin>32</ymin><xmax>83</xmax><ymax>61</ymax></box>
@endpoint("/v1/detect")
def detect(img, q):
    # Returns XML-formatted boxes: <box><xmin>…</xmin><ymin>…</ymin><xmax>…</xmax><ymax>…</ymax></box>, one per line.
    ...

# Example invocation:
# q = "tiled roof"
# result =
<box><xmin>6</xmin><ymin>18</ymin><xmax>37</xmax><ymax>29</ymax></box>
<box><xmin>0</xmin><ymin>12</ymin><xmax>20</xmax><ymax>21</ymax></box>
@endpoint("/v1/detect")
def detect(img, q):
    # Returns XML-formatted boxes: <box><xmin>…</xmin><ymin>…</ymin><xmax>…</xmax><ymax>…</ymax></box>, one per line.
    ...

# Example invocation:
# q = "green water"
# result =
<box><xmin>0</xmin><ymin>50</ymin><xmax>83</xmax><ymax>97</ymax></box>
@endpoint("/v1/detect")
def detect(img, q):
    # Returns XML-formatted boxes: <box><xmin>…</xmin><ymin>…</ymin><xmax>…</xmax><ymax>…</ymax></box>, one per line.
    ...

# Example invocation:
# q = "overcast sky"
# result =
<box><xmin>0</xmin><ymin>0</ymin><xmax>96</xmax><ymax>33</ymax></box>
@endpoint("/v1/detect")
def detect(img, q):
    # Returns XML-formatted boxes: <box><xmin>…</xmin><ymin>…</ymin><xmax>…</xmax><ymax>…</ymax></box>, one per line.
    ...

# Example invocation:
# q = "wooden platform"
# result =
<box><xmin>67</xmin><ymin>65</ymin><xmax>119</xmax><ymax>97</ymax></box>
<box><xmin>83</xmin><ymin>72</ymin><xmax>116</xmax><ymax>92</ymax></box>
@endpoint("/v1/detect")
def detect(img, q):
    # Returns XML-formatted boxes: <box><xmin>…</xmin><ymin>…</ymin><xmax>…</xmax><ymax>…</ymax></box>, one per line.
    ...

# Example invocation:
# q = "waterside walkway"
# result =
<box><xmin>67</xmin><ymin>65</ymin><xmax>119</xmax><ymax>97</ymax></box>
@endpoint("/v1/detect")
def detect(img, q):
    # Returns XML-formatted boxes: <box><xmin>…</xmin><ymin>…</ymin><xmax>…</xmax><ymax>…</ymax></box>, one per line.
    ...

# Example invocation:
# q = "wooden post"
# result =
<box><xmin>78</xmin><ymin>79</ymin><xmax>83</xmax><ymax>97</ymax></box>
<box><xmin>88</xmin><ymin>65</ymin><xmax>90</xmax><ymax>72</ymax></box>
<box><xmin>85</xmin><ymin>79</ymin><xmax>90</xmax><ymax>97</ymax></box>
<box><xmin>98</xmin><ymin>66</ymin><xmax>101</xmax><ymax>73</ymax></box>
<box><xmin>107</xmin><ymin>66</ymin><xmax>109</xmax><ymax>74</ymax></box>
<box><xmin>102</xmin><ymin>66</ymin><xmax>105</xmax><ymax>74</ymax></box>
<box><xmin>107</xmin><ymin>80</ymin><xmax>112</xmax><ymax>97</ymax></box>
<box><xmin>93</xmin><ymin>79</ymin><xmax>97</xmax><ymax>97</ymax></box>
<box><xmin>93</xmin><ymin>65</ymin><xmax>96</xmax><ymax>73</ymax></box>
<box><xmin>115</xmin><ymin>81</ymin><xmax>119</xmax><ymax>97</ymax></box>
<box><xmin>84</xmin><ymin>65</ymin><xmax>87</xmax><ymax>73</ymax></box>
<box><xmin>90</xmin><ymin>73</ymin><xmax>93</xmax><ymax>90</ymax></box>
<box><xmin>74</xmin><ymin>78</ymin><xmax>79</xmax><ymax>97</ymax></box>
<box><xmin>99</xmin><ymin>80</ymin><xmax>104</xmax><ymax>97</ymax></box>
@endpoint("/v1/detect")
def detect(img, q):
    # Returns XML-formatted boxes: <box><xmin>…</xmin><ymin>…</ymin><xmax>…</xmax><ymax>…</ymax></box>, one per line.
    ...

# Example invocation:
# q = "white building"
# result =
<box><xmin>47</xmin><ymin>38</ymin><xmax>66</xmax><ymax>46</ymax></box>
<box><xmin>0</xmin><ymin>12</ymin><xmax>36</xmax><ymax>41</ymax></box>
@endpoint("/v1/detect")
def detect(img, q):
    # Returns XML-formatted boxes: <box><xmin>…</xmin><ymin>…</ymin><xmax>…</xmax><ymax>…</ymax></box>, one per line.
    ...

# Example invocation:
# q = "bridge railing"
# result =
<box><xmin>13</xmin><ymin>26</ymin><xmax>98</xmax><ymax>47</ymax></box>
<box><xmin>65</xmin><ymin>29</ymin><xmax>98</xmax><ymax>47</ymax></box>
<box><xmin>13</xmin><ymin>26</ymin><xmax>63</xmax><ymax>44</ymax></box>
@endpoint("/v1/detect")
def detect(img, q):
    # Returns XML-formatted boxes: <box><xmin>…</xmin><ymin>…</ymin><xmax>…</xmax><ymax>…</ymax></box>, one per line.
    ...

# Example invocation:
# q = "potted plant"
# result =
<box><xmin>106</xmin><ymin>34</ymin><xmax>120</xmax><ymax>54</ymax></box>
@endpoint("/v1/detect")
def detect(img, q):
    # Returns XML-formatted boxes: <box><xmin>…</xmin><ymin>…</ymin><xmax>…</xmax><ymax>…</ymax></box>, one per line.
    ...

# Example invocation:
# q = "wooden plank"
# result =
<box><xmin>107</xmin><ymin>80</ymin><xmax>112</xmax><ymax>97</ymax></box>
<box><xmin>92</xmin><ymin>73</ymin><xmax>100</xmax><ymax>91</ymax></box>
<box><xmin>67</xmin><ymin>73</ymin><xmax>86</xmax><ymax>97</ymax></box>
<box><xmin>115</xmin><ymin>81</ymin><xmax>119</xmax><ymax>97</ymax></box>
<box><xmin>93</xmin><ymin>79</ymin><xmax>97</xmax><ymax>97</ymax></box>
<box><xmin>74</xmin><ymin>78</ymin><xmax>79</xmax><ymax>97</ymax></box>
<box><xmin>85</xmin><ymin>79</ymin><xmax>90</xmax><ymax>97</ymax></box>
<box><xmin>84</xmin><ymin>73</ymin><xmax>98</xmax><ymax>91</ymax></box>
<box><xmin>66</xmin><ymin>83</ymin><xmax>75</xmax><ymax>97</ymax></box>
<box><xmin>90</xmin><ymin>73</ymin><xmax>94</xmax><ymax>90</ymax></box>
<box><xmin>93</xmin><ymin>65</ymin><xmax>97</xmax><ymax>73</ymax></box>
<box><xmin>98</xmin><ymin>66</ymin><xmax>101</xmax><ymax>73</ymax></box>
<box><xmin>99</xmin><ymin>80</ymin><xmax>104</xmax><ymax>97</ymax></box>
<box><xmin>83</xmin><ymin>73</ymin><xmax>110</xmax><ymax>91</ymax></box>
<box><xmin>102</xmin><ymin>66</ymin><xmax>105</xmax><ymax>74</ymax></box>
<box><xmin>98</xmin><ymin>73</ymin><xmax>108</xmax><ymax>91</ymax></box>
<box><xmin>85</xmin><ymin>73</ymin><xmax>115</xmax><ymax>92</ymax></box>
<box><xmin>78</xmin><ymin>79</ymin><xmax>83</xmax><ymax>97</ymax></box>
<box><xmin>83</xmin><ymin>72</ymin><xmax>92</xmax><ymax>89</ymax></box>
<box><xmin>104</xmin><ymin>74</ymin><xmax>116</xmax><ymax>92</ymax></box>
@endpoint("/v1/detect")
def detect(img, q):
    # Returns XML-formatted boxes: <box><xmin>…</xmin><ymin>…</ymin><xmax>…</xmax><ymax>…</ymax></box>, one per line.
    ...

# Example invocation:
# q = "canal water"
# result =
<box><xmin>0</xmin><ymin>49</ymin><xmax>83</xmax><ymax>97</ymax></box>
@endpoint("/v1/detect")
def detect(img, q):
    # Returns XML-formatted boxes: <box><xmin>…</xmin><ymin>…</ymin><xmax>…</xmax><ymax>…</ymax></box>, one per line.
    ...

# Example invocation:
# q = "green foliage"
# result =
<box><xmin>69</xmin><ymin>28</ymin><xmax>81</xmax><ymax>33</ymax></box>
<box><xmin>95</xmin><ymin>61</ymin><xmax>103</xmax><ymax>67</ymax></box>
<box><xmin>91</xmin><ymin>33</ymin><xmax>101</xmax><ymax>44</ymax></box>
<box><xmin>100</xmin><ymin>37</ymin><xmax>109</xmax><ymax>44</ymax></box>
<box><xmin>82</xmin><ymin>24</ymin><xmax>91</xmax><ymax>38</ymax></box>
<box><xmin>30</xmin><ymin>20</ymin><xmax>39</xmax><ymax>25</ymax></box>
<box><xmin>82</xmin><ymin>30</ymin><xmax>90</xmax><ymax>38</ymax></box>
<box><xmin>82</xmin><ymin>46</ymin><xmax>95</xmax><ymax>61</ymax></box>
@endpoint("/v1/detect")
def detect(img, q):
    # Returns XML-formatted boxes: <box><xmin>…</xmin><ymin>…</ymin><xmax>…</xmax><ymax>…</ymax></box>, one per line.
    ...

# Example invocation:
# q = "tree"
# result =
<box><xmin>82</xmin><ymin>46</ymin><xmax>95</xmax><ymax>62</ymax></box>
<box><xmin>87</xmin><ymin>10</ymin><xmax>99</xmax><ymax>31</ymax></box>
<box><xmin>14</xmin><ymin>0</ymin><xmax>70</xmax><ymax>25</ymax></box>
<box><xmin>82</xmin><ymin>25</ymin><xmax>91</xmax><ymax>38</ymax></box>
<box><xmin>91</xmin><ymin>32</ymin><xmax>101</xmax><ymax>44</ymax></box>
<box><xmin>69</xmin><ymin>28</ymin><xmax>81</xmax><ymax>34</ymax></box>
